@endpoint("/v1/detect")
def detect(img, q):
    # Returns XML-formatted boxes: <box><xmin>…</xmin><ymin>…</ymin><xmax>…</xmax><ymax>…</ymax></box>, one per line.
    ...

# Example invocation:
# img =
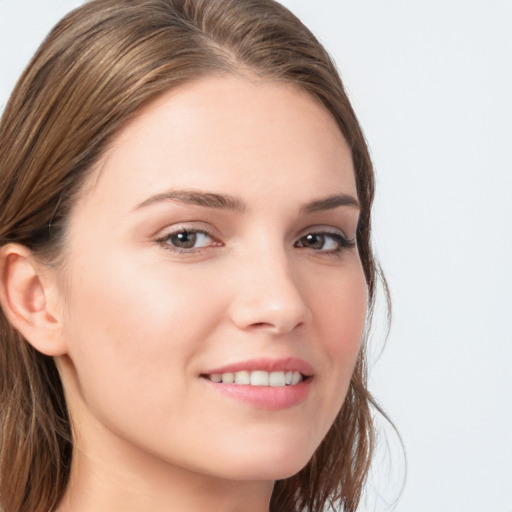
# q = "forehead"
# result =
<box><xmin>80</xmin><ymin>74</ymin><xmax>356</xmax><ymax>211</ymax></box>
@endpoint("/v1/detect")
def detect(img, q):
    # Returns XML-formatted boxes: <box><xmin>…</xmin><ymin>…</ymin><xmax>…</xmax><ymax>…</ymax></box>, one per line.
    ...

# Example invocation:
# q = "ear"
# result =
<box><xmin>0</xmin><ymin>243</ymin><xmax>68</xmax><ymax>356</ymax></box>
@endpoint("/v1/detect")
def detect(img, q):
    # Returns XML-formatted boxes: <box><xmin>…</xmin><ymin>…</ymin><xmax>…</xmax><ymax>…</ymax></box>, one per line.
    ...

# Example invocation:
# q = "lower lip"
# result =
<box><xmin>203</xmin><ymin>378</ymin><xmax>312</xmax><ymax>410</ymax></box>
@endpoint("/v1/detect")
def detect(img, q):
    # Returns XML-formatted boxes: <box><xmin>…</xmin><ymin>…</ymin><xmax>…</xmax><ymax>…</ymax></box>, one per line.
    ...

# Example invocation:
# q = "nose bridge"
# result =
<box><xmin>228</xmin><ymin>235</ymin><xmax>312</xmax><ymax>334</ymax></box>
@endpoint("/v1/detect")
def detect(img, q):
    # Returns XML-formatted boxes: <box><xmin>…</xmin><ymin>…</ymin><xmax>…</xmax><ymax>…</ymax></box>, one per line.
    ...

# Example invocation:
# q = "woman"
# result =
<box><xmin>0</xmin><ymin>1</ymin><xmax>384</xmax><ymax>511</ymax></box>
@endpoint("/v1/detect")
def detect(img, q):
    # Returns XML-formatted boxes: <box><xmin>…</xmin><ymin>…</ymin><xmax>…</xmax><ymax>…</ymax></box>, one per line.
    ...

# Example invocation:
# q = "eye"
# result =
<box><xmin>294</xmin><ymin>231</ymin><xmax>355</xmax><ymax>253</ymax></box>
<box><xmin>157</xmin><ymin>228</ymin><xmax>221</xmax><ymax>253</ymax></box>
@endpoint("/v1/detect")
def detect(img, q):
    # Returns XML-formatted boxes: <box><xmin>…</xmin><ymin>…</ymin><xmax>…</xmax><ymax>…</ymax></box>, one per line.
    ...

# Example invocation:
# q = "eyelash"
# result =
<box><xmin>156</xmin><ymin>227</ymin><xmax>221</xmax><ymax>255</ymax></box>
<box><xmin>156</xmin><ymin>227</ymin><xmax>356</xmax><ymax>257</ymax></box>
<box><xmin>294</xmin><ymin>231</ymin><xmax>356</xmax><ymax>255</ymax></box>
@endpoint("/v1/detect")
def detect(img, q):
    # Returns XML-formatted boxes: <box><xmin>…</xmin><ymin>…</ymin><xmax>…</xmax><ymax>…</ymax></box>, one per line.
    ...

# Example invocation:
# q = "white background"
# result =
<box><xmin>1</xmin><ymin>1</ymin><xmax>511</xmax><ymax>511</ymax></box>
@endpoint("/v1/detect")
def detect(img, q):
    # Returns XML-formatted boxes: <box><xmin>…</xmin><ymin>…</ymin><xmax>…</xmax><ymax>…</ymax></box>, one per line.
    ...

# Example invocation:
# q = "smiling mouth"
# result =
<box><xmin>202</xmin><ymin>370</ymin><xmax>305</xmax><ymax>387</ymax></box>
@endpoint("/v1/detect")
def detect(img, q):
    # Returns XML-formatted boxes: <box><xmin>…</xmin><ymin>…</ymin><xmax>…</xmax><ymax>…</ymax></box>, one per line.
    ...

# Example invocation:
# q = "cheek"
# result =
<box><xmin>311</xmin><ymin>264</ymin><xmax>367</xmax><ymax>406</ymax></box>
<box><xmin>315</xmin><ymin>263</ymin><xmax>367</xmax><ymax>351</ymax></box>
<box><xmin>60</xmin><ymin>251</ymin><xmax>225</xmax><ymax>421</ymax></box>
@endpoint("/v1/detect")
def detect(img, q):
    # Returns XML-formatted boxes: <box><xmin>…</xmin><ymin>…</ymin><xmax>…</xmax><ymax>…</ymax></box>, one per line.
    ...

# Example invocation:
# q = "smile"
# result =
<box><xmin>205</xmin><ymin>370</ymin><xmax>304</xmax><ymax>386</ymax></box>
<box><xmin>200</xmin><ymin>358</ymin><xmax>314</xmax><ymax>410</ymax></box>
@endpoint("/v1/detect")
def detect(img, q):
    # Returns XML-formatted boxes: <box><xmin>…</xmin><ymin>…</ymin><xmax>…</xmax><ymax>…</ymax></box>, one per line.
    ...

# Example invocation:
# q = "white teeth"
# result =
<box><xmin>221</xmin><ymin>372</ymin><xmax>234</xmax><ymax>384</ymax></box>
<box><xmin>207</xmin><ymin>370</ymin><xmax>304</xmax><ymax>387</ymax></box>
<box><xmin>234</xmin><ymin>370</ymin><xmax>250</xmax><ymax>385</ymax></box>
<box><xmin>269</xmin><ymin>371</ymin><xmax>286</xmax><ymax>387</ymax></box>
<box><xmin>251</xmin><ymin>371</ymin><xmax>269</xmax><ymax>386</ymax></box>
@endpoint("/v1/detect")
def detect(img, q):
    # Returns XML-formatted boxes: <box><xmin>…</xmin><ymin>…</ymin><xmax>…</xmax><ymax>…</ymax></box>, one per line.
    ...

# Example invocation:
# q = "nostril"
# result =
<box><xmin>246</xmin><ymin>320</ymin><xmax>305</xmax><ymax>335</ymax></box>
<box><xmin>227</xmin><ymin>270</ymin><xmax>312</xmax><ymax>334</ymax></box>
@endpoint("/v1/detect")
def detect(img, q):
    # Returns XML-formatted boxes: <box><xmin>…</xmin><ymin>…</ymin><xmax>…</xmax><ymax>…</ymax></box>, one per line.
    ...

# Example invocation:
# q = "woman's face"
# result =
<box><xmin>55</xmin><ymin>75</ymin><xmax>367</xmax><ymax>482</ymax></box>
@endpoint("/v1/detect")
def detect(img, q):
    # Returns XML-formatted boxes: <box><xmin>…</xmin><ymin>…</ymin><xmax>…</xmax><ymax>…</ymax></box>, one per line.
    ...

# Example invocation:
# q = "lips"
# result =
<box><xmin>200</xmin><ymin>357</ymin><xmax>314</xmax><ymax>410</ymax></box>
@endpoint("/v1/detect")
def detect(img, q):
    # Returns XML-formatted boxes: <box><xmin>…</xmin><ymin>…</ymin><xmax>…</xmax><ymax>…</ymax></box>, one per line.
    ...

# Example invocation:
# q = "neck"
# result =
<box><xmin>56</xmin><ymin>442</ymin><xmax>274</xmax><ymax>512</ymax></box>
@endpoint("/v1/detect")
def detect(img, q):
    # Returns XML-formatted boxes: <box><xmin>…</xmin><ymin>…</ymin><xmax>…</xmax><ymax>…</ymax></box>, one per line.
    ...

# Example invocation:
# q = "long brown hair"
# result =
<box><xmin>0</xmin><ymin>1</ymin><xmax>383</xmax><ymax>511</ymax></box>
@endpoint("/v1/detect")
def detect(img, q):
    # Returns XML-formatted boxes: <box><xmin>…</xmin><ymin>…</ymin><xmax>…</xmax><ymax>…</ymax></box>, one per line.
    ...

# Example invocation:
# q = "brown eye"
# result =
<box><xmin>159</xmin><ymin>229</ymin><xmax>217</xmax><ymax>252</ymax></box>
<box><xmin>295</xmin><ymin>232</ymin><xmax>354</xmax><ymax>252</ymax></box>
<box><xmin>301</xmin><ymin>234</ymin><xmax>326</xmax><ymax>250</ymax></box>
<box><xmin>169</xmin><ymin>231</ymin><xmax>198</xmax><ymax>249</ymax></box>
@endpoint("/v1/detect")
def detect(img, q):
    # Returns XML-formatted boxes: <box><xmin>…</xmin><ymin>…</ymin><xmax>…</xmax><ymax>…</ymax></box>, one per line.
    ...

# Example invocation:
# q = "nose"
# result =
<box><xmin>228</xmin><ymin>249</ymin><xmax>312</xmax><ymax>336</ymax></box>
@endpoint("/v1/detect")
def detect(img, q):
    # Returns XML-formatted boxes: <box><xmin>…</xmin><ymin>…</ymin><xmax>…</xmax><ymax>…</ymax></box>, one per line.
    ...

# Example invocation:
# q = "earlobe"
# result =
<box><xmin>0</xmin><ymin>244</ymin><xmax>67</xmax><ymax>356</ymax></box>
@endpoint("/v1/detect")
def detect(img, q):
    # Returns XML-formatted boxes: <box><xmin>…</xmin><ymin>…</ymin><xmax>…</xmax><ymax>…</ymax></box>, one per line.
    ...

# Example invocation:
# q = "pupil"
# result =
<box><xmin>305</xmin><ymin>234</ymin><xmax>324</xmax><ymax>249</ymax></box>
<box><xmin>172</xmin><ymin>231</ymin><xmax>196</xmax><ymax>249</ymax></box>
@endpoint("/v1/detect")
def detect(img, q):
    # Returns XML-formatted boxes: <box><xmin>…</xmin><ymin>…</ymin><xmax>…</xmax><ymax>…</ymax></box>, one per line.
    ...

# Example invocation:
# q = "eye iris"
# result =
<box><xmin>170</xmin><ymin>231</ymin><xmax>197</xmax><ymax>249</ymax></box>
<box><xmin>304</xmin><ymin>233</ymin><xmax>325</xmax><ymax>249</ymax></box>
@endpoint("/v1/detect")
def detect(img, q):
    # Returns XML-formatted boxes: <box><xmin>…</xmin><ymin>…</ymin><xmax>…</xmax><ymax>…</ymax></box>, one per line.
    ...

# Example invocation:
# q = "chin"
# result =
<box><xmin>216</xmin><ymin>458</ymin><xmax>311</xmax><ymax>482</ymax></box>
<box><xmin>205</xmin><ymin>434</ymin><xmax>318</xmax><ymax>482</ymax></box>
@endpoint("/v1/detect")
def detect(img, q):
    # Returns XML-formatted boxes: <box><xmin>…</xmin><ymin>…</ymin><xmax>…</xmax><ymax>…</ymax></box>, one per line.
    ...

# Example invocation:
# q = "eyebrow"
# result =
<box><xmin>134</xmin><ymin>189</ymin><xmax>360</xmax><ymax>213</ymax></box>
<box><xmin>299</xmin><ymin>193</ymin><xmax>360</xmax><ymax>214</ymax></box>
<box><xmin>135</xmin><ymin>190</ymin><xmax>246</xmax><ymax>213</ymax></box>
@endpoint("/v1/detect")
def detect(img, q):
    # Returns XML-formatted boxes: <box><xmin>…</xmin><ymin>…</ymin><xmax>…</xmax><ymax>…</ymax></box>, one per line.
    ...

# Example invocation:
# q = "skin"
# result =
<box><xmin>15</xmin><ymin>75</ymin><xmax>368</xmax><ymax>512</ymax></box>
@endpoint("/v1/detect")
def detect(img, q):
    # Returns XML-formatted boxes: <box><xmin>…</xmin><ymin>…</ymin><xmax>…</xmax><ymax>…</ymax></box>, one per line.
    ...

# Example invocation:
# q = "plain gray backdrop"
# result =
<box><xmin>1</xmin><ymin>1</ymin><xmax>511</xmax><ymax>511</ymax></box>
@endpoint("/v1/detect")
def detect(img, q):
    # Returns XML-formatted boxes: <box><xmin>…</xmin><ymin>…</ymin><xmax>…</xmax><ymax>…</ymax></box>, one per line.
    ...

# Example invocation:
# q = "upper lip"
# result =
<box><xmin>203</xmin><ymin>357</ymin><xmax>314</xmax><ymax>377</ymax></box>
